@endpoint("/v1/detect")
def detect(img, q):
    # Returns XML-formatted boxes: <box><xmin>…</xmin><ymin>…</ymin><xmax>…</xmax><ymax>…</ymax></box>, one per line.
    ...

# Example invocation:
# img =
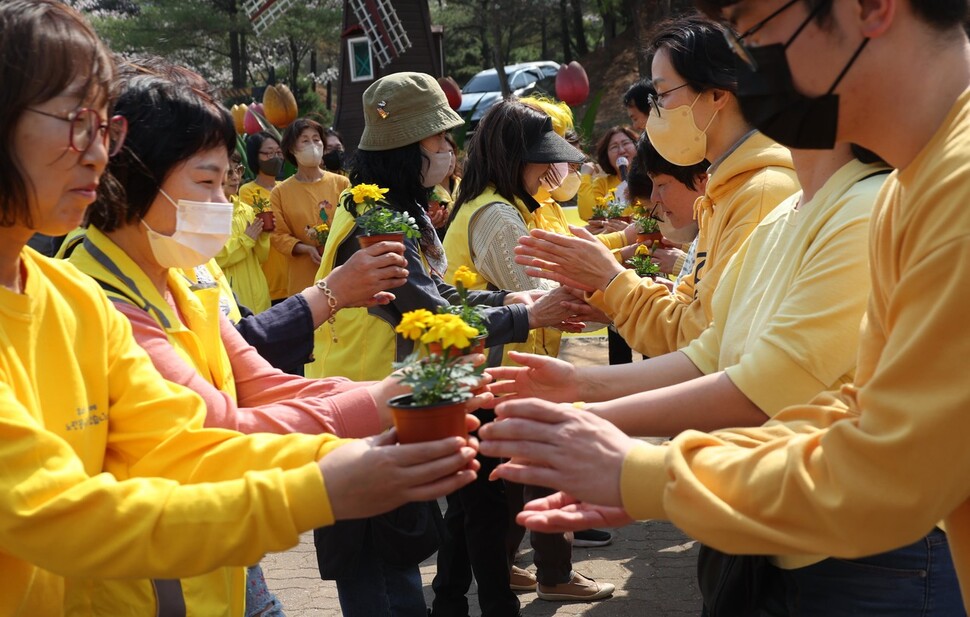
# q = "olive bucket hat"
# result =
<box><xmin>358</xmin><ymin>72</ymin><xmax>464</xmax><ymax>151</ymax></box>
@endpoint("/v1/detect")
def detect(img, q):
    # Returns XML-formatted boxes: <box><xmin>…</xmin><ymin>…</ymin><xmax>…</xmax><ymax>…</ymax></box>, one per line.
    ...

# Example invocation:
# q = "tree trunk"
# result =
<box><xmin>559</xmin><ymin>0</ymin><xmax>572</xmax><ymax>62</ymax></box>
<box><xmin>288</xmin><ymin>36</ymin><xmax>299</xmax><ymax>93</ymax></box>
<box><xmin>570</xmin><ymin>0</ymin><xmax>587</xmax><ymax>56</ymax></box>
<box><xmin>488</xmin><ymin>3</ymin><xmax>510</xmax><ymax>98</ymax></box>
<box><xmin>540</xmin><ymin>12</ymin><xmax>548</xmax><ymax>60</ymax></box>
<box><xmin>228</xmin><ymin>0</ymin><xmax>244</xmax><ymax>87</ymax></box>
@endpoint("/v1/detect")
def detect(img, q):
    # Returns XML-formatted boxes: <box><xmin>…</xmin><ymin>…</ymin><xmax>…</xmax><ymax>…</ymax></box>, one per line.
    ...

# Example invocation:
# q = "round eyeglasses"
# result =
<box><xmin>27</xmin><ymin>107</ymin><xmax>128</xmax><ymax>157</ymax></box>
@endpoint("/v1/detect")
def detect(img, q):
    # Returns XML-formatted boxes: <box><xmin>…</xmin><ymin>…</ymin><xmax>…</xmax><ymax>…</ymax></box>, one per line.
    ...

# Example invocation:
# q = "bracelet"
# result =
<box><xmin>314</xmin><ymin>278</ymin><xmax>339</xmax><ymax>343</ymax></box>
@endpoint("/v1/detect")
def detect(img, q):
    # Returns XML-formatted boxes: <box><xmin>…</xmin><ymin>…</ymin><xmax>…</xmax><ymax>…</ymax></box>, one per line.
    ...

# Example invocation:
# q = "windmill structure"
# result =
<box><xmin>242</xmin><ymin>0</ymin><xmax>444</xmax><ymax>150</ymax></box>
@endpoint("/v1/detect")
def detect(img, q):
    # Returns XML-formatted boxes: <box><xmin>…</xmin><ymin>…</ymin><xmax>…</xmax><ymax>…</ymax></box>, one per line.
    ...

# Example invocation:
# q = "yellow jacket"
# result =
<box><xmin>590</xmin><ymin>132</ymin><xmax>798</xmax><ymax>356</ymax></box>
<box><xmin>443</xmin><ymin>186</ymin><xmax>561</xmax><ymax>361</ymax></box>
<box><xmin>216</xmin><ymin>195</ymin><xmax>271</xmax><ymax>313</ymax></box>
<box><xmin>240</xmin><ymin>181</ymin><xmax>287</xmax><ymax>302</ymax></box>
<box><xmin>0</xmin><ymin>249</ymin><xmax>347</xmax><ymax>617</ymax></box>
<box><xmin>620</xmin><ymin>90</ymin><xmax>970</xmax><ymax>607</ymax></box>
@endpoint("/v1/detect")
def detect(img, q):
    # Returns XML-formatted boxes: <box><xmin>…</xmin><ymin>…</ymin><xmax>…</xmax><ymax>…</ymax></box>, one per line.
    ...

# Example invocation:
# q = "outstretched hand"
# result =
<box><xmin>515</xmin><ymin>226</ymin><xmax>625</xmax><ymax>292</ymax></box>
<box><xmin>478</xmin><ymin>397</ymin><xmax>640</xmax><ymax>507</ymax></box>
<box><xmin>320</xmin><ymin>432</ymin><xmax>480</xmax><ymax>521</ymax></box>
<box><xmin>516</xmin><ymin>492</ymin><xmax>634</xmax><ymax>533</ymax></box>
<box><xmin>483</xmin><ymin>351</ymin><xmax>579</xmax><ymax>405</ymax></box>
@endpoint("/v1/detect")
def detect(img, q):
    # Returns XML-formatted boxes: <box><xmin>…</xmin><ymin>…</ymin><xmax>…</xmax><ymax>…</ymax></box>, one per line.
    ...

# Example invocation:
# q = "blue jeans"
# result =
<box><xmin>334</xmin><ymin>534</ymin><xmax>427</xmax><ymax>617</ymax></box>
<box><xmin>760</xmin><ymin>528</ymin><xmax>964</xmax><ymax>616</ymax></box>
<box><xmin>245</xmin><ymin>564</ymin><xmax>285</xmax><ymax>617</ymax></box>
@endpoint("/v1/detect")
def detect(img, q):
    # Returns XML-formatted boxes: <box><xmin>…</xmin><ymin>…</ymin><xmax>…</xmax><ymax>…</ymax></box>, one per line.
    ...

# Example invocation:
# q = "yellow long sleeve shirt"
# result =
<box><xmin>683</xmin><ymin>159</ymin><xmax>886</xmax><ymax>418</ymax></box>
<box><xmin>589</xmin><ymin>132</ymin><xmax>798</xmax><ymax>357</ymax></box>
<box><xmin>215</xmin><ymin>195</ymin><xmax>271</xmax><ymax>313</ymax></box>
<box><xmin>239</xmin><ymin>181</ymin><xmax>287</xmax><ymax>302</ymax></box>
<box><xmin>0</xmin><ymin>250</ymin><xmax>347</xmax><ymax>617</ymax></box>
<box><xmin>270</xmin><ymin>173</ymin><xmax>350</xmax><ymax>297</ymax></box>
<box><xmin>620</xmin><ymin>89</ymin><xmax>970</xmax><ymax>607</ymax></box>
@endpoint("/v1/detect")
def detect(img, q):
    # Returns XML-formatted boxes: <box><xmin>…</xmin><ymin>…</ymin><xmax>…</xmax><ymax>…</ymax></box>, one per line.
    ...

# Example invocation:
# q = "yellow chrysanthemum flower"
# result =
<box><xmin>453</xmin><ymin>266</ymin><xmax>478</xmax><ymax>289</ymax></box>
<box><xmin>395</xmin><ymin>308</ymin><xmax>435</xmax><ymax>340</ymax></box>
<box><xmin>635</xmin><ymin>244</ymin><xmax>650</xmax><ymax>256</ymax></box>
<box><xmin>350</xmin><ymin>183</ymin><xmax>390</xmax><ymax>204</ymax></box>
<box><xmin>421</xmin><ymin>314</ymin><xmax>479</xmax><ymax>349</ymax></box>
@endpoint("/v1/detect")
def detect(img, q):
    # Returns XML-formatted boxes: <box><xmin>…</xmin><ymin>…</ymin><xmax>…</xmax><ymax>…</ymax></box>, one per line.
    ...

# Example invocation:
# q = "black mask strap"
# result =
<box><xmin>826</xmin><ymin>37</ymin><xmax>870</xmax><ymax>95</ymax></box>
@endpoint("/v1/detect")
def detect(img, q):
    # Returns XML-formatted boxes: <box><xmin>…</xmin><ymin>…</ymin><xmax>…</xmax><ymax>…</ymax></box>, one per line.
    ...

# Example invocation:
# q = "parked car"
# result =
<box><xmin>458</xmin><ymin>61</ymin><xmax>559</xmax><ymax>132</ymax></box>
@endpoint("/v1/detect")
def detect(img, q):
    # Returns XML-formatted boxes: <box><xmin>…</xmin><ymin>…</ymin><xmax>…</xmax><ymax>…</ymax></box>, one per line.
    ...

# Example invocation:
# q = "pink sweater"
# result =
<box><xmin>116</xmin><ymin>301</ymin><xmax>382</xmax><ymax>439</ymax></box>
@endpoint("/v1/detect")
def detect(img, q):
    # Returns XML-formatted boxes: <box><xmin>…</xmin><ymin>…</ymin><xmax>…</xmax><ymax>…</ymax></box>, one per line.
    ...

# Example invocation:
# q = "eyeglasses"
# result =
<box><xmin>721</xmin><ymin>0</ymin><xmax>801</xmax><ymax>70</ymax></box>
<box><xmin>607</xmin><ymin>140</ymin><xmax>636</xmax><ymax>154</ymax></box>
<box><xmin>27</xmin><ymin>107</ymin><xmax>127</xmax><ymax>157</ymax></box>
<box><xmin>647</xmin><ymin>83</ymin><xmax>690</xmax><ymax>116</ymax></box>
<box><xmin>259</xmin><ymin>149</ymin><xmax>283</xmax><ymax>158</ymax></box>
<box><xmin>227</xmin><ymin>164</ymin><xmax>245</xmax><ymax>177</ymax></box>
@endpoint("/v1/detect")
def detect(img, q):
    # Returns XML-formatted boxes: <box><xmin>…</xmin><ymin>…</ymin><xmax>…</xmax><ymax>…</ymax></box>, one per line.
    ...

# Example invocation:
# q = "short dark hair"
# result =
<box><xmin>452</xmin><ymin>100</ymin><xmax>551</xmax><ymax>214</ymax></box>
<box><xmin>88</xmin><ymin>57</ymin><xmax>235</xmax><ymax>232</ymax></box>
<box><xmin>281</xmin><ymin>117</ymin><xmax>325</xmax><ymax>167</ymax></box>
<box><xmin>245</xmin><ymin>132</ymin><xmax>280</xmax><ymax>175</ymax></box>
<box><xmin>696</xmin><ymin>0</ymin><xmax>968</xmax><ymax>31</ymax></box>
<box><xmin>323</xmin><ymin>127</ymin><xmax>345</xmax><ymax>149</ymax></box>
<box><xmin>0</xmin><ymin>0</ymin><xmax>115</xmax><ymax>227</ymax></box>
<box><xmin>648</xmin><ymin>15</ymin><xmax>737</xmax><ymax>95</ymax></box>
<box><xmin>595</xmin><ymin>126</ymin><xmax>639</xmax><ymax>177</ymax></box>
<box><xmin>623</xmin><ymin>79</ymin><xmax>655</xmax><ymax>114</ymax></box>
<box><xmin>628</xmin><ymin>136</ymin><xmax>708</xmax><ymax>202</ymax></box>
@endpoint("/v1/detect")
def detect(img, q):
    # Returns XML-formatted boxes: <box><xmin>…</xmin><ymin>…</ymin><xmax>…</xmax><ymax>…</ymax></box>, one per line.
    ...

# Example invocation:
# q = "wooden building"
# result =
<box><xmin>334</xmin><ymin>0</ymin><xmax>444</xmax><ymax>151</ymax></box>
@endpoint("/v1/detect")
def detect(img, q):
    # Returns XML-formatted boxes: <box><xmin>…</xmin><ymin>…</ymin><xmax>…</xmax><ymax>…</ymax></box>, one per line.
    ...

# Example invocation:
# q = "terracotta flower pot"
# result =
<box><xmin>636</xmin><ymin>231</ymin><xmax>664</xmax><ymax>245</ymax></box>
<box><xmin>427</xmin><ymin>336</ymin><xmax>486</xmax><ymax>358</ymax></box>
<box><xmin>255</xmin><ymin>210</ymin><xmax>276</xmax><ymax>231</ymax></box>
<box><xmin>388</xmin><ymin>394</ymin><xmax>468</xmax><ymax>444</ymax></box>
<box><xmin>359</xmin><ymin>232</ymin><xmax>405</xmax><ymax>249</ymax></box>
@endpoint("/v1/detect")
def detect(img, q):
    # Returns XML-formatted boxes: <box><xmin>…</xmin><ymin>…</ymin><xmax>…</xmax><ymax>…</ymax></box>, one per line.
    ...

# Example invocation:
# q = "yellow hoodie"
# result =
<box><xmin>588</xmin><ymin>132</ymin><xmax>798</xmax><ymax>357</ymax></box>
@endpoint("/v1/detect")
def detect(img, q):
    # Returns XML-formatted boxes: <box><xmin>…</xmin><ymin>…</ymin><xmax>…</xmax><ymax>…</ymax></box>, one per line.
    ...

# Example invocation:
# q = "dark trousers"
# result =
<box><xmin>505</xmin><ymin>483</ymin><xmax>572</xmax><ymax>586</ymax></box>
<box><xmin>431</xmin><ymin>425</ymin><xmax>520</xmax><ymax>617</ymax></box>
<box><xmin>607</xmin><ymin>327</ymin><xmax>632</xmax><ymax>365</ymax></box>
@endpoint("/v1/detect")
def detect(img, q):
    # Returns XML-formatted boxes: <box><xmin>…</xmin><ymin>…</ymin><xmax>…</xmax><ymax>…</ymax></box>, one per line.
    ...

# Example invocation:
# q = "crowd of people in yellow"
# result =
<box><xmin>2</xmin><ymin>0</ymin><xmax>969</xmax><ymax>616</ymax></box>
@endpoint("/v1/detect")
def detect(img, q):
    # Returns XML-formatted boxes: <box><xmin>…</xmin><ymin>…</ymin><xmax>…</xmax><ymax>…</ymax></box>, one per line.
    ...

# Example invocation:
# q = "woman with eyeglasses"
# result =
<box><xmin>576</xmin><ymin>125</ymin><xmax>638</xmax><ymax>227</ymax></box>
<box><xmin>516</xmin><ymin>15</ymin><xmax>799</xmax><ymax>358</ymax></box>
<box><xmin>241</xmin><ymin>131</ymin><xmax>289</xmax><ymax>305</ymax></box>
<box><xmin>0</xmin><ymin>2</ymin><xmax>482</xmax><ymax>615</ymax></box>
<box><xmin>216</xmin><ymin>149</ymin><xmax>272</xmax><ymax>313</ymax></box>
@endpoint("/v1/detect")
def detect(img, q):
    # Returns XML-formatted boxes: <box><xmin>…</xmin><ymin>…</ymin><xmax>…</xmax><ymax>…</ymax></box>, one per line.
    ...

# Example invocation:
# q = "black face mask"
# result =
<box><xmin>735</xmin><ymin>14</ymin><xmax>869</xmax><ymax>150</ymax></box>
<box><xmin>322</xmin><ymin>149</ymin><xmax>344</xmax><ymax>172</ymax></box>
<box><xmin>258</xmin><ymin>156</ymin><xmax>284</xmax><ymax>177</ymax></box>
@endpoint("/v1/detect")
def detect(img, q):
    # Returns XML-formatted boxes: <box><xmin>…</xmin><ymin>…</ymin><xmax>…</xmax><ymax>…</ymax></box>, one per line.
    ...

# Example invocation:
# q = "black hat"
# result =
<box><xmin>522</xmin><ymin>116</ymin><xmax>585</xmax><ymax>164</ymax></box>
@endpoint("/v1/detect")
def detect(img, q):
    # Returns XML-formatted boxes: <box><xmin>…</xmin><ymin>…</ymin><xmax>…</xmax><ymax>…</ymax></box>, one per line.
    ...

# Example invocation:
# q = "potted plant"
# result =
<box><xmin>250</xmin><ymin>194</ymin><xmax>275</xmax><ymax>231</ymax></box>
<box><xmin>435</xmin><ymin>266</ymin><xmax>488</xmax><ymax>356</ymax></box>
<box><xmin>632</xmin><ymin>202</ymin><xmax>664</xmax><ymax>244</ymax></box>
<box><xmin>348</xmin><ymin>183</ymin><xmax>421</xmax><ymax>248</ymax></box>
<box><xmin>626</xmin><ymin>244</ymin><xmax>661</xmax><ymax>279</ymax></box>
<box><xmin>305</xmin><ymin>221</ymin><xmax>330</xmax><ymax>256</ymax></box>
<box><xmin>591</xmin><ymin>188</ymin><xmax>629</xmax><ymax>223</ymax></box>
<box><xmin>389</xmin><ymin>309</ymin><xmax>484</xmax><ymax>443</ymax></box>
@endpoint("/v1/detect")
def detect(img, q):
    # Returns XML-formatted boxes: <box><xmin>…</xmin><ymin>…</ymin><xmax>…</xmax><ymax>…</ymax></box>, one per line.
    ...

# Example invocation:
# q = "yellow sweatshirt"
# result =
<box><xmin>683</xmin><ymin>159</ymin><xmax>887</xmax><ymax>418</ymax></box>
<box><xmin>239</xmin><ymin>181</ymin><xmax>287</xmax><ymax>302</ymax></box>
<box><xmin>270</xmin><ymin>173</ymin><xmax>350</xmax><ymax>297</ymax></box>
<box><xmin>216</xmin><ymin>195</ymin><xmax>271</xmax><ymax>313</ymax></box>
<box><xmin>589</xmin><ymin>132</ymin><xmax>798</xmax><ymax>357</ymax></box>
<box><xmin>620</xmin><ymin>90</ymin><xmax>970</xmax><ymax>607</ymax></box>
<box><xmin>0</xmin><ymin>250</ymin><xmax>347</xmax><ymax>617</ymax></box>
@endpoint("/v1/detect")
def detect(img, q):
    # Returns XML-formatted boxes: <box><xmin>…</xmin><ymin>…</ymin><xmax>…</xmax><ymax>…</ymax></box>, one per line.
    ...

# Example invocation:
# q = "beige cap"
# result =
<box><xmin>358</xmin><ymin>72</ymin><xmax>464</xmax><ymax>151</ymax></box>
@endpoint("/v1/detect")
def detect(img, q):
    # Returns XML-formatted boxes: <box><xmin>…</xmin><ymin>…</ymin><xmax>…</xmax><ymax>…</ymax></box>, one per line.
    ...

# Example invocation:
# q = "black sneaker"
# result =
<box><xmin>572</xmin><ymin>529</ymin><xmax>613</xmax><ymax>548</ymax></box>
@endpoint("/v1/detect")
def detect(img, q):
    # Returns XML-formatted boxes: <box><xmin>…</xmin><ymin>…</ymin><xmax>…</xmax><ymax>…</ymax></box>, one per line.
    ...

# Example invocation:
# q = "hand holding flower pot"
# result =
<box><xmin>250</xmin><ymin>194</ymin><xmax>276</xmax><ymax>231</ymax></box>
<box><xmin>390</xmin><ymin>309</ymin><xmax>486</xmax><ymax>444</ymax></box>
<box><xmin>626</xmin><ymin>244</ymin><xmax>661</xmax><ymax>279</ymax></box>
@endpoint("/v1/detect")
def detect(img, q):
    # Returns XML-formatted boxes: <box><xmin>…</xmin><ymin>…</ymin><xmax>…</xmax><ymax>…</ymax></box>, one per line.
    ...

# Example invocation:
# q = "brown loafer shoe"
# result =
<box><xmin>536</xmin><ymin>571</ymin><xmax>615</xmax><ymax>602</ymax></box>
<box><xmin>509</xmin><ymin>565</ymin><xmax>537</xmax><ymax>591</ymax></box>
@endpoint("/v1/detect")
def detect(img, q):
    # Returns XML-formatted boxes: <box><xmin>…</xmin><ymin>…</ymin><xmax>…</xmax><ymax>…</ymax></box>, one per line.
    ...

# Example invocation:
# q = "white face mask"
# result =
<box><xmin>658</xmin><ymin>217</ymin><xmax>699</xmax><ymax>245</ymax></box>
<box><xmin>549</xmin><ymin>169</ymin><xmax>582</xmax><ymax>202</ymax></box>
<box><xmin>143</xmin><ymin>189</ymin><xmax>233</xmax><ymax>269</ymax></box>
<box><xmin>645</xmin><ymin>92</ymin><xmax>718</xmax><ymax>166</ymax></box>
<box><xmin>295</xmin><ymin>143</ymin><xmax>324</xmax><ymax>167</ymax></box>
<box><xmin>420</xmin><ymin>147</ymin><xmax>453</xmax><ymax>188</ymax></box>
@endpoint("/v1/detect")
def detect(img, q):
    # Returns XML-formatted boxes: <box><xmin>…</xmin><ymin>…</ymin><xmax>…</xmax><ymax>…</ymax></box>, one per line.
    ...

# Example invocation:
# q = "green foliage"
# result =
<box><xmin>591</xmin><ymin>201</ymin><xmax>625</xmax><ymax>220</ymax></box>
<box><xmin>577</xmin><ymin>88</ymin><xmax>603</xmax><ymax>144</ymax></box>
<box><xmin>626</xmin><ymin>253</ymin><xmax>660</xmax><ymax>278</ymax></box>
<box><xmin>438</xmin><ymin>281</ymin><xmax>489</xmax><ymax>338</ymax></box>
<box><xmin>635</xmin><ymin>215</ymin><xmax>660</xmax><ymax>234</ymax></box>
<box><xmin>392</xmin><ymin>353</ymin><xmax>482</xmax><ymax>406</ymax></box>
<box><xmin>355</xmin><ymin>207</ymin><xmax>422</xmax><ymax>239</ymax></box>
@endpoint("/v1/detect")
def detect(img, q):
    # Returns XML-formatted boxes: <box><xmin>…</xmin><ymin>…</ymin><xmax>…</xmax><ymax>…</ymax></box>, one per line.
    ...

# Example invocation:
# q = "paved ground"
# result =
<box><xmin>262</xmin><ymin>336</ymin><xmax>703</xmax><ymax>616</ymax></box>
